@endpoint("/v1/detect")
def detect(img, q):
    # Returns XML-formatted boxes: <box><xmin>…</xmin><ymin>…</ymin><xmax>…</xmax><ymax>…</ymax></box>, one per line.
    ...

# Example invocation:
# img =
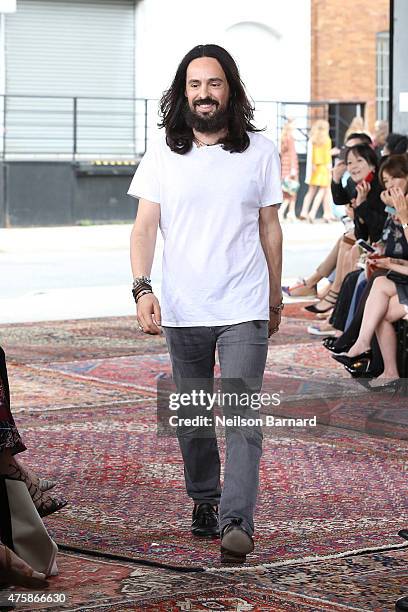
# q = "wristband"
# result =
<box><xmin>133</xmin><ymin>288</ymin><xmax>153</xmax><ymax>304</ymax></box>
<box><xmin>269</xmin><ymin>300</ymin><xmax>284</xmax><ymax>314</ymax></box>
<box><xmin>133</xmin><ymin>276</ymin><xmax>152</xmax><ymax>289</ymax></box>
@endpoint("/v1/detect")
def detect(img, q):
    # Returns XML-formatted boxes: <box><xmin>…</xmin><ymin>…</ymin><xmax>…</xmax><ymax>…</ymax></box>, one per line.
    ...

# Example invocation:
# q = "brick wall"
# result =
<box><xmin>311</xmin><ymin>0</ymin><xmax>389</xmax><ymax>131</ymax></box>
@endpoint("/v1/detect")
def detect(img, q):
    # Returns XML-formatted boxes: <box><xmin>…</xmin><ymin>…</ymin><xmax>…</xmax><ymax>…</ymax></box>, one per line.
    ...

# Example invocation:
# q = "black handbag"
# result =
<box><xmin>386</xmin><ymin>270</ymin><xmax>408</xmax><ymax>285</ymax></box>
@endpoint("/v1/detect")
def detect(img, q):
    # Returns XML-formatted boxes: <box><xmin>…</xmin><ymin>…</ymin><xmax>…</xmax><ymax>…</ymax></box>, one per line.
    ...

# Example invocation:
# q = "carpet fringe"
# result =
<box><xmin>205</xmin><ymin>541</ymin><xmax>408</xmax><ymax>573</ymax></box>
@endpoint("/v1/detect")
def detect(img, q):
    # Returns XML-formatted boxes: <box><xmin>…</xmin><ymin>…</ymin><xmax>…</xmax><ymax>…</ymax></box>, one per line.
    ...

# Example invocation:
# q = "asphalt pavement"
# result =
<box><xmin>0</xmin><ymin>221</ymin><xmax>344</xmax><ymax>323</ymax></box>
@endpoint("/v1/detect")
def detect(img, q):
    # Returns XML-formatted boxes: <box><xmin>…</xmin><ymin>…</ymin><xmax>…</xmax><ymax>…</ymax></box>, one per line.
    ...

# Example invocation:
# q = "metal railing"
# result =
<box><xmin>0</xmin><ymin>95</ymin><xmax>366</xmax><ymax>161</ymax></box>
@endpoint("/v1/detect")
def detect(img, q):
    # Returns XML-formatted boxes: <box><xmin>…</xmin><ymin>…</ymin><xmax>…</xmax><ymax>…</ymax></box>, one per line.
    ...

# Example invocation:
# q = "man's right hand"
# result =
<box><xmin>136</xmin><ymin>293</ymin><xmax>162</xmax><ymax>334</ymax></box>
<box><xmin>332</xmin><ymin>160</ymin><xmax>346</xmax><ymax>183</ymax></box>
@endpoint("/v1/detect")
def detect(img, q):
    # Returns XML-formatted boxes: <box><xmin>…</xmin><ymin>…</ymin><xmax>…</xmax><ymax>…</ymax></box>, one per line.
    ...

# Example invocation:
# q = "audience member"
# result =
<box><xmin>300</xmin><ymin>119</ymin><xmax>334</xmax><ymax>222</ymax></box>
<box><xmin>279</xmin><ymin>119</ymin><xmax>299</xmax><ymax>222</ymax></box>
<box><xmin>344</xmin><ymin>116</ymin><xmax>367</xmax><ymax>143</ymax></box>
<box><xmin>305</xmin><ymin>144</ymin><xmax>386</xmax><ymax>315</ymax></box>
<box><xmin>326</xmin><ymin>154</ymin><xmax>408</xmax><ymax>384</ymax></box>
<box><xmin>283</xmin><ymin>133</ymin><xmax>374</xmax><ymax>298</ymax></box>
<box><xmin>372</xmin><ymin>119</ymin><xmax>389</xmax><ymax>158</ymax></box>
<box><xmin>0</xmin><ymin>347</ymin><xmax>67</xmax><ymax>517</ymax></box>
<box><xmin>384</xmin><ymin>132</ymin><xmax>408</xmax><ymax>156</ymax></box>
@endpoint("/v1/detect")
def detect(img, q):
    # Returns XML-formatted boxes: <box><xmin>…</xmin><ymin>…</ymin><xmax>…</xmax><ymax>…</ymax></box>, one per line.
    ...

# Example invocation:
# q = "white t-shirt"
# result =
<box><xmin>128</xmin><ymin>132</ymin><xmax>282</xmax><ymax>327</ymax></box>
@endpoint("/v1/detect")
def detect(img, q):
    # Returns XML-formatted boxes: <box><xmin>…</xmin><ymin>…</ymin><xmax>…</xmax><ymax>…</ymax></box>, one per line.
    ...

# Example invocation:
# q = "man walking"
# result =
<box><xmin>128</xmin><ymin>44</ymin><xmax>283</xmax><ymax>563</ymax></box>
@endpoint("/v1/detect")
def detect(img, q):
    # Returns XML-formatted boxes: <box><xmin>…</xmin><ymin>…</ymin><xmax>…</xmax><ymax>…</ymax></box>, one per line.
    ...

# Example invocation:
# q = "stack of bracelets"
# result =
<box><xmin>132</xmin><ymin>276</ymin><xmax>153</xmax><ymax>304</ymax></box>
<box><xmin>269</xmin><ymin>299</ymin><xmax>284</xmax><ymax>315</ymax></box>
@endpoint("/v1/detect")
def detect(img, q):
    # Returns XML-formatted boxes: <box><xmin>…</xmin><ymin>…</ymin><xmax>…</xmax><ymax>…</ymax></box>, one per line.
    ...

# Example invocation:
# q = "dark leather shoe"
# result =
<box><xmin>220</xmin><ymin>518</ymin><xmax>254</xmax><ymax>563</ymax></box>
<box><xmin>395</xmin><ymin>596</ymin><xmax>408</xmax><ymax>611</ymax></box>
<box><xmin>191</xmin><ymin>503</ymin><xmax>219</xmax><ymax>537</ymax></box>
<box><xmin>398</xmin><ymin>529</ymin><xmax>408</xmax><ymax>541</ymax></box>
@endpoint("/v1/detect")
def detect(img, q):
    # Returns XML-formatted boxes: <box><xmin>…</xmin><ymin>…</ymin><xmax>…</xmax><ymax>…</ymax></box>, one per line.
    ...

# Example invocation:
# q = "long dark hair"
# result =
<box><xmin>158</xmin><ymin>44</ymin><xmax>261</xmax><ymax>155</ymax></box>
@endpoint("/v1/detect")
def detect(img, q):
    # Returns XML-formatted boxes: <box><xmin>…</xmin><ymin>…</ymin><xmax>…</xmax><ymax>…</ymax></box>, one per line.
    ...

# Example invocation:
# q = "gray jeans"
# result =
<box><xmin>163</xmin><ymin>320</ymin><xmax>268</xmax><ymax>536</ymax></box>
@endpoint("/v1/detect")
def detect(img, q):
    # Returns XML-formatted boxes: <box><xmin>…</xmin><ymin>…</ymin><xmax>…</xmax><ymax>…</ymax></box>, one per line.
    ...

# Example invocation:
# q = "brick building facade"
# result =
<box><xmin>311</xmin><ymin>0</ymin><xmax>389</xmax><ymax>132</ymax></box>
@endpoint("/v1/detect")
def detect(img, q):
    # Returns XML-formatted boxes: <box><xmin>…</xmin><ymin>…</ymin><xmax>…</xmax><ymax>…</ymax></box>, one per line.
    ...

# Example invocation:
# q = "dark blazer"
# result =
<box><xmin>331</xmin><ymin>174</ymin><xmax>387</xmax><ymax>243</ymax></box>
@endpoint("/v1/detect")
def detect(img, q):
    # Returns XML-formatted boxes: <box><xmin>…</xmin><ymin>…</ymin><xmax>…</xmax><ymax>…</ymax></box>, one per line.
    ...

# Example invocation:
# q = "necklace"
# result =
<box><xmin>193</xmin><ymin>136</ymin><xmax>220</xmax><ymax>148</ymax></box>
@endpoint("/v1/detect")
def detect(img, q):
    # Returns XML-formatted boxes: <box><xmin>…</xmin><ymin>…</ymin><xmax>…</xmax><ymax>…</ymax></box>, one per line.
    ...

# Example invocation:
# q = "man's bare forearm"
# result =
<box><xmin>129</xmin><ymin>199</ymin><xmax>160</xmax><ymax>279</ymax></box>
<box><xmin>259</xmin><ymin>214</ymin><xmax>283</xmax><ymax>303</ymax></box>
<box><xmin>130</xmin><ymin>226</ymin><xmax>157</xmax><ymax>279</ymax></box>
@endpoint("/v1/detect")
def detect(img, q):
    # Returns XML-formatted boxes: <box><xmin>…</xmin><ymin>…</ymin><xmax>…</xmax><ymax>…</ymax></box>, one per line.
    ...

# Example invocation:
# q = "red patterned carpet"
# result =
<box><xmin>2</xmin><ymin>306</ymin><xmax>408</xmax><ymax>610</ymax></box>
<box><xmin>6</xmin><ymin>548</ymin><xmax>408</xmax><ymax>610</ymax></box>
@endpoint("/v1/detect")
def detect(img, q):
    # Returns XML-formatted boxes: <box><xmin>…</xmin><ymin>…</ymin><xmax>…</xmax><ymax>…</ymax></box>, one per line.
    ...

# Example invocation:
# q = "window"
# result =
<box><xmin>376</xmin><ymin>31</ymin><xmax>389</xmax><ymax>122</ymax></box>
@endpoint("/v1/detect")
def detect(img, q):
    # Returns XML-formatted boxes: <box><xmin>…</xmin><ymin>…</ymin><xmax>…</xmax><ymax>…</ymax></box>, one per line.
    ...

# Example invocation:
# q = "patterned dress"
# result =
<box><xmin>280</xmin><ymin>135</ymin><xmax>298</xmax><ymax>183</ymax></box>
<box><xmin>0</xmin><ymin>347</ymin><xmax>25</xmax><ymax>455</ymax></box>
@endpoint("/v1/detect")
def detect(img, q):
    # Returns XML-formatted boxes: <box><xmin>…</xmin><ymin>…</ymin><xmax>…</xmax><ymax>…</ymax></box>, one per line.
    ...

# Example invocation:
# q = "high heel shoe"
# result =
<box><xmin>304</xmin><ymin>290</ymin><xmax>338</xmax><ymax>314</ymax></box>
<box><xmin>7</xmin><ymin>463</ymin><xmax>67</xmax><ymax>518</ymax></box>
<box><xmin>0</xmin><ymin>544</ymin><xmax>48</xmax><ymax>589</ymax></box>
<box><xmin>14</xmin><ymin>459</ymin><xmax>57</xmax><ymax>492</ymax></box>
<box><xmin>332</xmin><ymin>350</ymin><xmax>372</xmax><ymax>368</ymax></box>
<box><xmin>39</xmin><ymin>478</ymin><xmax>58</xmax><ymax>492</ymax></box>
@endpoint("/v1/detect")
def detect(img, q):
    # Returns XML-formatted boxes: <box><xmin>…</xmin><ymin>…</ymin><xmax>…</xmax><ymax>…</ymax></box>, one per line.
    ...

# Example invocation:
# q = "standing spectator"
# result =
<box><xmin>300</xmin><ymin>119</ymin><xmax>333</xmax><ymax>222</ymax></box>
<box><xmin>344</xmin><ymin>116</ymin><xmax>367</xmax><ymax>143</ymax></box>
<box><xmin>279</xmin><ymin>118</ymin><xmax>299</xmax><ymax>222</ymax></box>
<box><xmin>372</xmin><ymin>120</ymin><xmax>389</xmax><ymax>158</ymax></box>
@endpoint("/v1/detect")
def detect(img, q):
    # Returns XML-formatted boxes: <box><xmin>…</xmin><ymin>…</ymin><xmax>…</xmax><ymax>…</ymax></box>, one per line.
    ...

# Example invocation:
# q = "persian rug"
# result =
<box><xmin>7</xmin><ymin>549</ymin><xmax>408</xmax><ymax>611</ymax></box>
<box><xmin>218</xmin><ymin>549</ymin><xmax>408</xmax><ymax>612</ymax></box>
<box><xmin>0</xmin><ymin>317</ymin><xmax>167</xmax><ymax>364</ymax></box>
<box><xmin>2</xmin><ymin>551</ymin><xmax>232</xmax><ymax>611</ymax></box>
<box><xmin>0</xmin><ymin>306</ymin><xmax>319</xmax><ymax>365</ymax></box>
<box><xmin>15</xmin><ymin>399</ymin><xmax>408</xmax><ymax>570</ymax></box>
<box><xmin>30</xmin><ymin>342</ymin><xmax>344</xmax><ymax>397</ymax></box>
<box><xmin>280</xmin><ymin>301</ymin><xmax>323</xmax><ymax>321</ymax></box>
<box><xmin>7</xmin><ymin>364</ymin><xmax>154</xmax><ymax>413</ymax></box>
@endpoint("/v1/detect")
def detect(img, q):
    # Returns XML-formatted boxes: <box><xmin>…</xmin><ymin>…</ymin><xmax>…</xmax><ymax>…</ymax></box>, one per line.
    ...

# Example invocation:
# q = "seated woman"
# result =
<box><xmin>305</xmin><ymin>143</ymin><xmax>387</xmax><ymax>315</ymax></box>
<box><xmin>0</xmin><ymin>347</ymin><xmax>64</xmax><ymax>587</ymax></box>
<box><xmin>0</xmin><ymin>347</ymin><xmax>67</xmax><ymax>516</ymax></box>
<box><xmin>332</xmin><ymin>256</ymin><xmax>408</xmax><ymax>388</ymax></box>
<box><xmin>284</xmin><ymin>133</ymin><xmax>373</xmax><ymax>299</ymax></box>
<box><xmin>323</xmin><ymin>155</ymin><xmax>408</xmax><ymax>376</ymax></box>
<box><xmin>332</xmin><ymin>177</ymin><xmax>408</xmax><ymax>387</ymax></box>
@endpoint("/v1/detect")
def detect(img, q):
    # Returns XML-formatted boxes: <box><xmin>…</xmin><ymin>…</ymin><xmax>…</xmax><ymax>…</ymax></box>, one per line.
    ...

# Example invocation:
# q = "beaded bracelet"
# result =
<box><xmin>269</xmin><ymin>300</ymin><xmax>284</xmax><ymax>314</ymax></box>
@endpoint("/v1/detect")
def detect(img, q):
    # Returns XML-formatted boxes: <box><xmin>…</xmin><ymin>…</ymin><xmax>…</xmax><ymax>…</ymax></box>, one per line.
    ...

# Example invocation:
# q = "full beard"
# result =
<box><xmin>184</xmin><ymin>101</ymin><xmax>230</xmax><ymax>134</ymax></box>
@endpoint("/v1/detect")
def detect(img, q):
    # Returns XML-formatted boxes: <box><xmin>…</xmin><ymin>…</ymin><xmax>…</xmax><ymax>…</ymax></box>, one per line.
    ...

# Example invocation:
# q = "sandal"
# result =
<box><xmin>282</xmin><ymin>279</ymin><xmax>317</xmax><ymax>298</ymax></box>
<box><xmin>304</xmin><ymin>290</ymin><xmax>339</xmax><ymax>314</ymax></box>
<box><xmin>0</xmin><ymin>544</ymin><xmax>48</xmax><ymax>589</ymax></box>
